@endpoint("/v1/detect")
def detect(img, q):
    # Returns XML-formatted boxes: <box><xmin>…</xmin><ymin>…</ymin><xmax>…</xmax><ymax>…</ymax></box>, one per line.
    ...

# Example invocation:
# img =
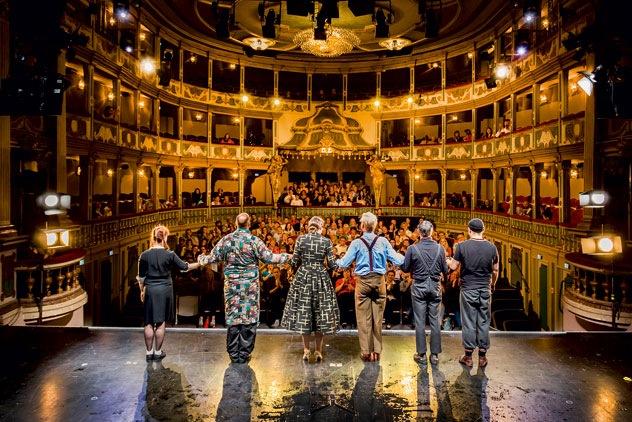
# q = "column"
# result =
<box><xmin>507</xmin><ymin>166</ymin><xmax>514</xmax><ymax>215</ymax></box>
<box><xmin>342</xmin><ymin>73</ymin><xmax>348</xmax><ymax>106</ymax></box>
<box><xmin>113</xmin><ymin>161</ymin><xmax>121</xmax><ymax>216</ymax></box>
<box><xmin>87</xmin><ymin>64</ymin><xmax>95</xmax><ymax>140</ymax></box>
<box><xmin>56</xmin><ymin>50</ymin><xmax>68</xmax><ymax>192</ymax></box>
<box><xmin>175</xmin><ymin>163</ymin><xmax>184</xmax><ymax>213</ymax></box>
<box><xmin>0</xmin><ymin>10</ymin><xmax>12</xmax><ymax>233</ymax></box>
<box><xmin>133</xmin><ymin>161</ymin><xmax>140</xmax><ymax>213</ymax></box>
<box><xmin>491</xmin><ymin>167</ymin><xmax>499</xmax><ymax>213</ymax></box>
<box><xmin>207</xmin><ymin>165</ymin><xmax>213</xmax><ymax>217</ymax></box>
<box><xmin>178</xmin><ymin>43</ymin><xmax>184</xmax><ymax>90</ymax></box>
<box><xmin>208</xmin><ymin>58</ymin><xmax>213</xmax><ymax>97</ymax></box>
<box><xmin>533</xmin><ymin>82</ymin><xmax>541</xmax><ymax>127</ymax></box>
<box><xmin>307</xmin><ymin>73</ymin><xmax>312</xmax><ymax>109</ymax></box>
<box><xmin>376</xmin><ymin>71</ymin><xmax>381</xmax><ymax>98</ymax></box>
<box><xmin>441</xmin><ymin>56</ymin><xmax>447</xmax><ymax>102</ymax></box>
<box><xmin>529</xmin><ymin>163</ymin><xmax>537</xmax><ymax>219</ymax></box>
<box><xmin>409</xmin><ymin>66</ymin><xmax>415</xmax><ymax>96</ymax></box>
<box><xmin>239</xmin><ymin>63</ymin><xmax>245</xmax><ymax>93</ymax></box>
<box><xmin>558</xmin><ymin>161</ymin><xmax>571</xmax><ymax>224</ymax></box>
<box><xmin>238</xmin><ymin>164</ymin><xmax>246</xmax><ymax>210</ymax></box>
<box><xmin>493</xmin><ymin>101</ymin><xmax>499</xmax><ymax>133</ymax></box>
<box><xmin>407</xmin><ymin>166</ymin><xmax>415</xmax><ymax>210</ymax></box>
<box><xmin>581</xmin><ymin>54</ymin><xmax>596</xmax><ymax>227</ymax></box>
<box><xmin>470</xmin><ymin>168</ymin><xmax>479</xmax><ymax>212</ymax></box>
<box><xmin>559</xmin><ymin>69</ymin><xmax>569</xmax><ymax>117</ymax></box>
<box><xmin>154</xmin><ymin>164</ymin><xmax>161</xmax><ymax>211</ymax></box>
<box><xmin>79</xmin><ymin>155</ymin><xmax>94</xmax><ymax>221</ymax></box>
<box><xmin>273</xmin><ymin>70</ymin><xmax>279</xmax><ymax>98</ymax></box>
<box><xmin>440</xmin><ymin>168</ymin><xmax>447</xmax><ymax>221</ymax></box>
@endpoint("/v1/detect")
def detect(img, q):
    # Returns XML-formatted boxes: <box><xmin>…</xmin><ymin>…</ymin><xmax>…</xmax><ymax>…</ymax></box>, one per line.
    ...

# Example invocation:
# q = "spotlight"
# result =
<box><xmin>577</xmin><ymin>70</ymin><xmax>597</xmax><ymax>96</ymax></box>
<box><xmin>115</xmin><ymin>0</ymin><xmax>131</xmax><ymax>20</ymax></box>
<box><xmin>579</xmin><ymin>190</ymin><xmax>609</xmax><ymax>208</ymax></box>
<box><xmin>522</xmin><ymin>0</ymin><xmax>539</xmax><ymax>23</ymax></box>
<box><xmin>581</xmin><ymin>234</ymin><xmax>623</xmax><ymax>255</ymax></box>
<box><xmin>36</xmin><ymin>193</ymin><xmax>71</xmax><ymax>216</ymax></box>
<box><xmin>516</xmin><ymin>43</ymin><xmax>528</xmax><ymax>56</ymax></box>
<box><xmin>494</xmin><ymin>63</ymin><xmax>510</xmax><ymax>79</ymax></box>
<box><xmin>120</xmin><ymin>29</ymin><xmax>135</xmax><ymax>54</ymax></box>
<box><xmin>140</xmin><ymin>57</ymin><xmax>155</xmax><ymax>74</ymax></box>
<box><xmin>40</xmin><ymin>228</ymin><xmax>72</xmax><ymax>249</ymax></box>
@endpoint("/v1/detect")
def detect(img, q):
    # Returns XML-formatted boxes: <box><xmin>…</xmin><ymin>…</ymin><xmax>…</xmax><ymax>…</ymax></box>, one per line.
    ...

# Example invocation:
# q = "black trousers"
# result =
<box><xmin>226</xmin><ymin>323</ymin><xmax>257</xmax><ymax>360</ymax></box>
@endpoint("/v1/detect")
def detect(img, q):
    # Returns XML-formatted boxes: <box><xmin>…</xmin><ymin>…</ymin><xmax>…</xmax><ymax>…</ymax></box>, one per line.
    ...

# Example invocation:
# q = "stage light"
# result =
<box><xmin>44</xmin><ymin>194</ymin><xmax>59</xmax><ymax>208</ymax></box>
<box><xmin>516</xmin><ymin>43</ymin><xmax>528</xmax><ymax>56</ymax></box>
<box><xmin>46</xmin><ymin>232</ymin><xmax>58</xmax><ymax>246</ymax></box>
<box><xmin>494</xmin><ymin>64</ymin><xmax>510</xmax><ymax>79</ymax></box>
<box><xmin>140</xmin><ymin>57</ymin><xmax>156</xmax><ymax>74</ymax></box>
<box><xmin>37</xmin><ymin>193</ymin><xmax>71</xmax><ymax>216</ymax></box>
<box><xmin>579</xmin><ymin>190</ymin><xmax>609</xmax><ymax>208</ymax></box>
<box><xmin>524</xmin><ymin>9</ymin><xmax>537</xmax><ymax>23</ymax></box>
<box><xmin>523</xmin><ymin>0</ymin><xmax>539</xmax><ymax>23</ymax></box>
<box><xmin>577</xmin><ymin>72</ymin><xmax>595</xmax><ymax>96</ymax></box>
<box><xmin>581</xmin><ymin>235</ymin><xmax>622</xmax><ymax>255</ymax></box>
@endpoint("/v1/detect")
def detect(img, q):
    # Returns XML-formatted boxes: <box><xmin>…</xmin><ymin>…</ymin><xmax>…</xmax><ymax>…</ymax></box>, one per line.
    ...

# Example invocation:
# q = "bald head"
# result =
<box><xmin>236</xmin><ymin>213</ymin><xmax>251</xmax><ymax>228</ymax></box>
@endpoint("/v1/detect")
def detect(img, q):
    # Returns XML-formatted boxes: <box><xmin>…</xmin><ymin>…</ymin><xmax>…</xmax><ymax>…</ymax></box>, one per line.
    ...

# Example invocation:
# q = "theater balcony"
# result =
<box><xmin>563</xmin><ymin>252</ymin><xmax>632</xmax><ymax>331</ymax></box>
<box><xmin>1</xmin><ymin>248</ymin><xmax>87</xmax><ymax>327</ymax></box>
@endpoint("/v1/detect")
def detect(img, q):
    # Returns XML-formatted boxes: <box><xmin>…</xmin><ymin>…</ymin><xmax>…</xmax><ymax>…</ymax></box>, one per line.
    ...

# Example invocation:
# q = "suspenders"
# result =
<box><xmin>411</xmin><ymin>242</ymin><xmax>442</xmax><ymax>281</ymax></box>
<box><xmin>359</xmin><ymin>236</ymin><xmax>380</xmax><ymax>272</ymax></box>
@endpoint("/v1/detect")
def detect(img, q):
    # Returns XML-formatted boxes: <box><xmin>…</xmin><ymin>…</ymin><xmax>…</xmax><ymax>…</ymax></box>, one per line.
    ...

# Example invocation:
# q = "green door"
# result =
<box><xmin>539</xmin><ymin>264</ymin><xmax>548</xmax><ymax>330</ymax></box>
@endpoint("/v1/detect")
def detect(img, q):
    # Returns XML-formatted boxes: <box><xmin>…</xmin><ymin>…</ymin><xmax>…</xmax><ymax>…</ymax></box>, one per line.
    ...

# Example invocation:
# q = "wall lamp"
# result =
<box><xmin>578</xmin><ymin>190</ymin><xmax>609</xmax><ymax>208</ymax></box>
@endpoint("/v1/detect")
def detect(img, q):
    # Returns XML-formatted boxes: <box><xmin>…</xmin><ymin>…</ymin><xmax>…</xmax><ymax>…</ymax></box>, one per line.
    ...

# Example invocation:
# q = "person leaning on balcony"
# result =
<box><xmin>446</xmin><ymin>218</ymin><xmax>499</xmax><ymax>369</ymax></box>
<box><xmin>495</xmin><ymin>119</ymin><xmax>512</xmax><ymax>137</ymax></box>
<box><xmin>137</xmin><ymin>225</ymin><xmax>200</xmax><ymax>362</ymax></box>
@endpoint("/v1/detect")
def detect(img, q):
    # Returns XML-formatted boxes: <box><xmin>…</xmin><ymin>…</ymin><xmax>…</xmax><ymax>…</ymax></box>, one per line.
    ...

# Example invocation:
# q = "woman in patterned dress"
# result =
<box><xmin>281</xmin><ymin>216</ymin><xmax>340</xmax><ymax>362</ymax></box>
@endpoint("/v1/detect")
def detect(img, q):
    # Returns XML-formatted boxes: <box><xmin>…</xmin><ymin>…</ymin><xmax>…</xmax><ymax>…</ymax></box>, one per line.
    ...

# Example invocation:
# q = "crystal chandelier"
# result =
<box><xmin>243</xmin><ymin>37</ymin><xmax>276</xmax><ymax>51</ymax></box>
<box><xmin>293</xmin><ymin>26</ymin><xmax>360</xmax><ymax>57</ymax></box>
<box><xmin>379</xmin><ymin>38</ymin><xmax>411</xmax><ymax>51</ymax></box>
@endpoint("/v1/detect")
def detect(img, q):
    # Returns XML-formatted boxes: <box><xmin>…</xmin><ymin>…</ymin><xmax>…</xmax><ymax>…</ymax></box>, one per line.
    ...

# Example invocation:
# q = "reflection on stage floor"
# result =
<box><xmin>0</xmin><ymin>327</ymin><xmax>631</xmax><ymax>421</ymax></box>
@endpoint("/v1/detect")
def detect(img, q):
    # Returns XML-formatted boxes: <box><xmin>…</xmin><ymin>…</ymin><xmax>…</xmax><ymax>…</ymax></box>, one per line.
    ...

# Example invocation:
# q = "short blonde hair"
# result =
<box><xmin>360</xmin><ymin>212</ymin><xmax>377</xmax><ymax>232</ymax></box>
<box><xmin>151</xmin><ymin>225</ymin><xmax>170</xmax><ymax>249</ymax></box>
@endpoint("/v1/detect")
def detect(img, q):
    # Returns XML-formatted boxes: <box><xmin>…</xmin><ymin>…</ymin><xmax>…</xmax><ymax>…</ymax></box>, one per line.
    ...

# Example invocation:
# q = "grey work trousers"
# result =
<box><xmin>411</xmin><ymin>281</ymin><xmax>442</xmax><ymax>355</ymax></box>
<box><xmin>460</xmin><ymin>288</ymin><xmax>492</xmax><ymax>351</ymax></box>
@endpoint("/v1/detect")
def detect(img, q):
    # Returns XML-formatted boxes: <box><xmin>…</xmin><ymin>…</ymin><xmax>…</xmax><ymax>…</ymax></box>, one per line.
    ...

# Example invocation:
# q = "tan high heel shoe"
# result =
<box><xmin>303</xmin><ymin>349</ymin><xmax>311</xmax><ymax>361</ymax></box>
<box><xmin>314</xmin><ymin>351</ymin><xmax>323</xmax><ymax>363</ymax></box>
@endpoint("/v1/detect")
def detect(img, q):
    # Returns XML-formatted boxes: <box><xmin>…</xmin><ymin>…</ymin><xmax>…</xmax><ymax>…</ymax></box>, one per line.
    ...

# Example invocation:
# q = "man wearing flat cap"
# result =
<box><xmin>447</xmin><ymin>218</ymin><xmax>499</xmax><ymax>368</ymax></box>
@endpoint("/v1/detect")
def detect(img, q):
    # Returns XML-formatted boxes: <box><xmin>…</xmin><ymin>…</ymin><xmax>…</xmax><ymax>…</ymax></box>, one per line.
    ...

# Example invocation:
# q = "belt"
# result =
<box><xmin>358</xmin><ymin>272</ymin><xmax>383</xmax><ymax>278</ymax></box>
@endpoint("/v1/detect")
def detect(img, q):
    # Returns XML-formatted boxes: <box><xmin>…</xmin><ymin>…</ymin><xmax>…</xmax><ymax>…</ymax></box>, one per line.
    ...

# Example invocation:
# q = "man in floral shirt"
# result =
<box><xmin>199</xmin><ymin>213</ymin><xmax>291</xmax><ymax>363</ymax></box>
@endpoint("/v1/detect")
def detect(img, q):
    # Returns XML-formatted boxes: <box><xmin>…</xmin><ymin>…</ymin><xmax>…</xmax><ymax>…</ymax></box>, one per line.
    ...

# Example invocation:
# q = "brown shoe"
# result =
<box><xmin>372</xmin><ymin>352</ymin><xmax>380</xmax><ymax>362</ymax></box>
<box><xmin>459</xmin><ymin>354</ymin><xmax>473</xmax><ymax>368</ymax></box>
<box><xmin>413</xmin><ymin>353</ymin><xmax>427</xmax><ymax>365</ymax></box>
<box><xmin>361</xmin><ymin>353</ymin><xmax>372</xmax><ymax>362</ymax></box>
<box><xmin>478</xmin><ymin>355</ymin><xmax>488</xmax><ymax>368</ymax></box>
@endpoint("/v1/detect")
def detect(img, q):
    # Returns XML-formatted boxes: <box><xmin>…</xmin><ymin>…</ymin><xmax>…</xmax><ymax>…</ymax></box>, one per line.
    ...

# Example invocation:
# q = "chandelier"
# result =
<box><xmin>379</xmin><ymin>38</ymin><xmax>412</xmax><ymax>51</ymax></box>
<box><xmin>243</xmin><ymin>37</ymin><xmax>276</xmax><ymax>51</ymax></box>
<box><xmin>293</xmin><ymin>26</ymin><xmax>360</xmax><ymax>57</ymax></box>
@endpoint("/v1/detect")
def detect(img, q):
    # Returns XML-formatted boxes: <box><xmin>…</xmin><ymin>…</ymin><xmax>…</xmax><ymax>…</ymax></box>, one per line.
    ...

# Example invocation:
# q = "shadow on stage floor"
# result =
<box><xmin>0</xmin><ymin>327</ymin><xmax>631</xmax><ymax>421</ymax></box>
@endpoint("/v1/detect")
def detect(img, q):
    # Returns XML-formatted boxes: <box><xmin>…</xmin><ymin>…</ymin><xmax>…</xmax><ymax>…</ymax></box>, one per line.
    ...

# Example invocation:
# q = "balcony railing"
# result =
<box><xmin>76</xmin><ymin>205</ymin><xmax>585</xmax><ymax>254</ymax></box>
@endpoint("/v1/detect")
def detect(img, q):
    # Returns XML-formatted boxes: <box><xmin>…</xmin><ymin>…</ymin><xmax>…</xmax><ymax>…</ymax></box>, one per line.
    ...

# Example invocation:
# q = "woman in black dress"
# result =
<box><xmin>137</xmin><ymin>225</ymin><xmax>200</xmax><ymax>361</ymax></box>
<box><xmin>281</xmin><ymin>216</ymin><xmax>340</xmax><ymax>362</ymax></box>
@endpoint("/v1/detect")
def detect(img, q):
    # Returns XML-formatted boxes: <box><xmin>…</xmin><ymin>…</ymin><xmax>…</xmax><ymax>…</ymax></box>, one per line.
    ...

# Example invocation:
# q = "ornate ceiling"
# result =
<box><xmin>148</xmin><ymin>0</ymin><xmax>511</xmax><ymax>59</ymax></box>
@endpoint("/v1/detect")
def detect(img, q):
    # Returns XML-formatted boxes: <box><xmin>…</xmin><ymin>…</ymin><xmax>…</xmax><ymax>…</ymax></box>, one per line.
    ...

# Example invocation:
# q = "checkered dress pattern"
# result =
<box><xmin>281</xmin><ymin>233</ymin><xmax>340</xmax><ymax>334</ymax></box>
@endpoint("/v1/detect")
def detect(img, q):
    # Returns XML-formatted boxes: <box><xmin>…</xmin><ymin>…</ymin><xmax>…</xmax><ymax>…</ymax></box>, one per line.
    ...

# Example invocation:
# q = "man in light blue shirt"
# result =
<box><xmin>337</xmin><ymin>212</ymin><xmax>404</xmax><ymax>362</ymax></box>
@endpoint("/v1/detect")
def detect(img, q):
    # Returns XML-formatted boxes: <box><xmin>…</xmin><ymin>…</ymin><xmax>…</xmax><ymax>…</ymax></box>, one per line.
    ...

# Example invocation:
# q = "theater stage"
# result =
<box><xmin>0</xmin><ymin>328</ymin><xmax>631</xmax><ymax>421</ymax></box>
